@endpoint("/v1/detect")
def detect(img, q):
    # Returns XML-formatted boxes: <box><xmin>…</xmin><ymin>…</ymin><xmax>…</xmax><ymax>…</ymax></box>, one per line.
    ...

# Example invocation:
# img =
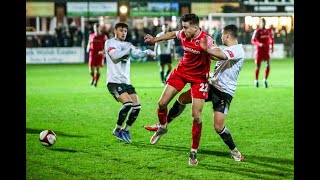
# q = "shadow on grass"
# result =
<box><xmin>26</xmin><ymin>127</ymin><xmax>87</xmax><ymax>138</ymax></box>
<box><xmin>129</xmin><ymin>141</ymin><xmax>293</xmax><ymax>179</ymax></box>
<box><xmin>44</xmin><ymin>147</ymin><xmax>78</xmax><ymax>153</ymax></box>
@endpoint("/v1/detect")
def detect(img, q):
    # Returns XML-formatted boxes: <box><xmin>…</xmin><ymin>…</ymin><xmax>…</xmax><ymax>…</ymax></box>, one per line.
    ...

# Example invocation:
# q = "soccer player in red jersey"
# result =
<box><xmin>251</xmin><ymin>18</ymin><xmax>274</xmax><ymax>88</ymax></box>
<box><xmin>86</xmin><ymin>23</ymin><xmax>108</xmax><ymax>87</ymax></box>
<box><xmin>144</xmin><ymin>13</ymin><xmax>217</xmax><ymax>165</ymax></box>
<box><xmin>145</xmin><ymin>24</ymin><xmax>245</xmax><ymax>162</ymax></box>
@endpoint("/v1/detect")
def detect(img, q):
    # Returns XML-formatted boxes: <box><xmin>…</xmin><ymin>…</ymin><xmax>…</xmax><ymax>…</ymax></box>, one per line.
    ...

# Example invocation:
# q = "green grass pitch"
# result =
<box><xmin>26</xmin><ymin>58</ymin><xmax>294</xmax><ymax>179</ymax></box>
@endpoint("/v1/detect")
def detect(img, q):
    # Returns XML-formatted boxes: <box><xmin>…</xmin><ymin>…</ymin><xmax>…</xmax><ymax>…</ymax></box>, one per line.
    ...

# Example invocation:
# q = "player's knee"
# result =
<box><xmin>192</xmin><ymin>116</ymin><xmax>201</xmax><ymax>123</ymax></box>
<box><xmin>214</xmin><ymin>123</ymin><xmax>225</xmax><ymax>133</ymax></box>
<box><xmin>120</xmin><ymin>102</ymin><xmax>133</xmax><ymax>114</ymax></box>
<box><xmin>158</xmin><ymin>101</ymin><xmax>167</xmax><ymax>109</ymax></box>
<box><xmin>178</xmin><ymin>96</ymin><xmax>191</xmax><ymax>104</ymax></box>
<box><xmin>178</xmin><ymin>91</ymin><xmax>192</xmax><ymax>104</ymax></box>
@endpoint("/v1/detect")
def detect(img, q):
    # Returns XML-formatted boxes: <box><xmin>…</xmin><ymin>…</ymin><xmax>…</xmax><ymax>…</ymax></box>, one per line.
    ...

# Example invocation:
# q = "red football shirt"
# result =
<box><xmin>89</xmin><ymin>33</ymin><xmax>107</xmax><ymax>52</ymax></box>
<box><xmin>175</xmin><ymin>30</ymin><xmax>212</xmax><ymax>80</ymax></box>
<box><xmin>251</xmin><ymin>28</ymin><xmax>274</xmax><ymax>56</ymax></box>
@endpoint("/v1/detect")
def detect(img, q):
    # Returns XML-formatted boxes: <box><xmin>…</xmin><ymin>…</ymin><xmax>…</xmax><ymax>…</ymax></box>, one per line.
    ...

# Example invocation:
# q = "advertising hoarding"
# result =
<box><xmin>130</xmin><ymin>2</ymin><xmax>179</xmax><ymax>16</ymax></box>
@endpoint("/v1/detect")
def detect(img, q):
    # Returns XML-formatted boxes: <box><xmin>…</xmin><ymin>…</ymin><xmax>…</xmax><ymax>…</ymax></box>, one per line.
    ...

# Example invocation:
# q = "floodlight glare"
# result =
<box><xmin>120</xmin><ymin>5</ymin><xmax>128</xmax><ymax>14</ymax></box>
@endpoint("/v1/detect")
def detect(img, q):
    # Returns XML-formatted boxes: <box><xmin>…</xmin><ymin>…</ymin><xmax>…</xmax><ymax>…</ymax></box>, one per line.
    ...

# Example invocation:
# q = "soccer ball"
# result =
<box><xmin>39</xmin><ymin>130</ymin><xmax>57</xmax><ymax>147</ymax></box>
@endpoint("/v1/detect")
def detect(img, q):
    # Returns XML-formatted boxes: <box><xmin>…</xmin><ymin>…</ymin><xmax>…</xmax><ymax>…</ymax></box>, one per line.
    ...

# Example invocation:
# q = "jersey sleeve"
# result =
<box><xmin>105</xmin><ymin>39</ymin><xmax>119</xmax><ymax>54</ymax></box>
<box><xmin>105</xmin><ymin>40</ymin><xmax>131</xmax><ymax>62</ymax></box>
<box><xmin>223</xmin><ymin>47</ymin><xmax>242</xmax><ymax>61</ymax></box>
<box><xmin>269</xmin><ymin>29</ymin><xmax>274</xmax><ymax>46</ymax></box>
<box><xmin>131</xmin><ymin>45</ymin><xmax>155</xmax><ymax>58</ymax></box>
<box><xmin>251</xmin><ymin>30</ymin><xmax>261</xmax><ymax>46</ymax></box>
<box><xmin>176</xmin><ymin>30</ymin><xmax>182</xmax><ymax>40</ymax></box>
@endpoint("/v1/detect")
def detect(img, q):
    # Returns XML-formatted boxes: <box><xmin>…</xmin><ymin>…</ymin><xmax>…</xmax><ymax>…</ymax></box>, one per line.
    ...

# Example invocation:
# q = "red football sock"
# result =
<box><xmin>265</xmin><ymin>67</ymin><xmax>270</xmax><ymax>79</ymax></box>
<box><xmin>95</xmin><ymin>72</ymin><xmax>100</xmax><ymax>83</ymax></box>
<box><xmin>191</xmin><ymin>121</ymin><xmax>202</xmax><ymax>150</ymax></box>
<box><xmin>255</xmin><ymin>69</ymin><xmax>259</xmax><ymax>80</ymax></box>
<box><xmin>157</xmin><ymin>107</ymin><xmax>168</xmax><ymax>125</ymax></box>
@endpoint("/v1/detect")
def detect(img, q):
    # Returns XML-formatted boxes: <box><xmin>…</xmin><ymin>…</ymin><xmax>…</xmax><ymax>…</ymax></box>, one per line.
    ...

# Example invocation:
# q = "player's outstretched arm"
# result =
<box><xmin>144</xmin><ymin>31</ymin><xmax>177</xmax><ymax>44</ymax></box>
<box><xmin>131</xmin><ymin>45</ymin><xmax>156</xmax><ymax>58</ymax></box>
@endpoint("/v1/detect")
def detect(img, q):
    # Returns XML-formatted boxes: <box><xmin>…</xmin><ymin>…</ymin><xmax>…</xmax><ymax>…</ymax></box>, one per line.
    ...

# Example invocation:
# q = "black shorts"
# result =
<box><xmin>107</xmin><ymin>83</ymin><xmax>137</xmax><ymax>101</ymax></box>
<box><xmin>205</xmin><ymin>85</ymin><xmax>233</xmax><ymax>115</ymax></box>
<box><xmin>158</xmin><ymin>54</ymin><xmax>172</xmax><ymax>65</ymax></box>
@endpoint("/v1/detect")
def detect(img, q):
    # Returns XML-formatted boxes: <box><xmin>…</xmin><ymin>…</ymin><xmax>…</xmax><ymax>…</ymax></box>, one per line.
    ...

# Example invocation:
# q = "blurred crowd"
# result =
<box><xmin>26</xmin><ymin>17</ymin><xmax>294</xmax><ymax>58</ymax></box>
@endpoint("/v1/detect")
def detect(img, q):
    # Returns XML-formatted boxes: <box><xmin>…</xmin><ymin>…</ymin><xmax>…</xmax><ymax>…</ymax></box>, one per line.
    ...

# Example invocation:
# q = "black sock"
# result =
<box><xmin>167</xmin><ymin>100</ymin><xmax>186</xmax><ymax>124</ymax></box>
<box><xmin>160</xmin><ymin>71</ymin><xmax>164</xmax><ymax>83</ymax></box>
<box><xmin>117</xmin><ymin>102</ymin><xmax>132</xmax><ymax>126</ymax></box>
<box><xmin>126</xmin><ymin>105</ymin><xmax>141</xmax><ymax>126</ymax></box>
<box><xmin>217</xmin><ymin>127</ymin><xmax>236</xmax><ymax>150</ymax></box>
<box><xmin>165</xmin><ymin>69</ymin><xmax>171</xmax><ymax>80</ymax></box>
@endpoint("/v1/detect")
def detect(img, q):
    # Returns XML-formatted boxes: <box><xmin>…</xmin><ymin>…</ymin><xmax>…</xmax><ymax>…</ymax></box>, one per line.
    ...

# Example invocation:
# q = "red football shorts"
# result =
<box><xmin>89</xmin><ymin>51</ymin><xmax>104</xmax><ymax>67</ymax></box>
<box><xmin>255</xmin><ymin>50</ymin><xmax>270</xmax><ymax>64</ymax></box>
<box><xmin>166</xmin><ymin>69</ymin><xmax>209</xmax><ymax>99</ymax></box>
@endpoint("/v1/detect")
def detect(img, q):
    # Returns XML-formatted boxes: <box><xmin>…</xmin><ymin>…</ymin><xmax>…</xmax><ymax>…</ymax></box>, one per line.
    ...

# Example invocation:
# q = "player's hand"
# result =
<box><xmin>98</xmin><ymin>50</ymin><xmax>105</xmax><ymax>55</ymax></box>
<box><xmin>271</xmin><ymin>47</ymin><xmax>274</xmax><ymax>53</ymax></box>
<box><xmin>173</xmin><ymin>53</ymin><xmax>177</xmax><ymax>60</ymax></box>
<box><xmin>144</xmin><ymin>34</ymin><xmax>155</xmax><ymax>44</ymax></box>
<box><xmin>200</xmin><ymin>36</ymin><xmax>208</xmax><ymax>51</ymax></box>
<box><xmin>259</xmin><ymin>43</ymin><xmax>264</xmax><ymax>47</ymax></box>
<box><xmin>144</xmin><ymin>49</ymin><xmax>156</xmax><ymax>58</ymax></box>
<box><xmin>200</xmin><ymin>35</ymin><xmax>217</xmax><ymax>52</ymax></box>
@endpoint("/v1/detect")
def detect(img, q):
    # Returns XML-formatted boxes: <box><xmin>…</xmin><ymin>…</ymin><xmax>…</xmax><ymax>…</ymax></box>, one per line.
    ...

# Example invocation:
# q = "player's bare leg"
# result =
<box><xmin>144</xmin><ymin>89</ymin><xmax>191</xmax><ymax>131</ymax></box>
<box><xmin>150</xmin><ymin>84</ymin><xmax>178</xmax><ymax>144</ymax></box>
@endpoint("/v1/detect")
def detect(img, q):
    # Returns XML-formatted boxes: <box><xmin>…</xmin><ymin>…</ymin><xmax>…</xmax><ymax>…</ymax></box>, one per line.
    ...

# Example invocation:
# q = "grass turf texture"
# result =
<box><xmin>26</xmin><ymin>58</ymin><xmax>294</xmax><ymax>179</ymax></box>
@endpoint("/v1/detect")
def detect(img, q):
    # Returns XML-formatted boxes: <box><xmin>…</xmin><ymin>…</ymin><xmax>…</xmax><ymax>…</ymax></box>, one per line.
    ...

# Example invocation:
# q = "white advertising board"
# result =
<box><xmin>241</xmin><ymin>44</ymin><xmax>284</xmax><ymax>59</ymax></box>
<box><xmin>26</xmin><ymin>47</ymin><xmax>85</xmax><ymax>64</ymax></box>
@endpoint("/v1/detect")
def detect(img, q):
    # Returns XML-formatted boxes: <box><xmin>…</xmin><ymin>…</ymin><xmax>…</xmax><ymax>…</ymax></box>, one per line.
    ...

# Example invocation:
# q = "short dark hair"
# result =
<box><xmin>223</xmin><ymin>24</ymin><xmax>239</xmax><ymax>38</ymax></box>
<box><xmin>180</xmin><ymin>13</ymin><xmax>199</xmax><ymax>26</ymax></box>
<box><xmin>260</xmin><ymin>18</ymin><xmax>266</xmax><ymax>23</ymax></box>
<box><xmin>115</xmin><ymin>22</ymin><xmax>128</xmax><ymax>29</ymax></box>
